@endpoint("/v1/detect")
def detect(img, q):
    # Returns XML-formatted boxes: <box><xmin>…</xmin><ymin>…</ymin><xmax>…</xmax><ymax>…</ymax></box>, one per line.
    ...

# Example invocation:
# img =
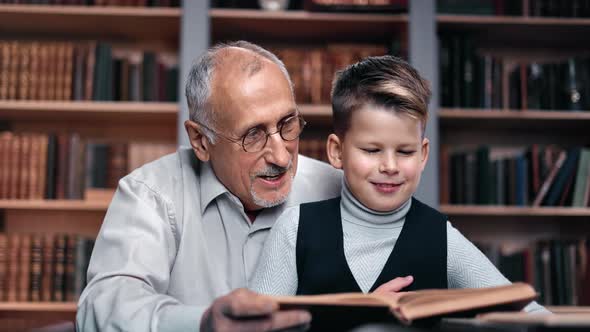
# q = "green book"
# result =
<box><xmin>572</xmin><ymin>148</ymin><xmax>590</xmax><ymax>207</ymax></box>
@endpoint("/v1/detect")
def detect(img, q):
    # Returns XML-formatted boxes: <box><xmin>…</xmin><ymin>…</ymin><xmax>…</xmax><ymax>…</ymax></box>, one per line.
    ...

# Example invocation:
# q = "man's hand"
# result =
<box><xmin>372</xmin><ymin>276</ymin><xmax>414</xmax><ymax>300</ymax></box>
<box><xmin>200</xmin><ymin>288</ymin><xmax>311</xmax><ymax>332</ymax></box>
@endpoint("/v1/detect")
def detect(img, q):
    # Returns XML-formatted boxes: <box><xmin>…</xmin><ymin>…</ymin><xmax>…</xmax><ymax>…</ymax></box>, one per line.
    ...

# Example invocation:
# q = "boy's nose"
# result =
<box><xmin>379</xmin><ymin>156</ymin><xmax>398</xmax><ymax>174</ymax></box>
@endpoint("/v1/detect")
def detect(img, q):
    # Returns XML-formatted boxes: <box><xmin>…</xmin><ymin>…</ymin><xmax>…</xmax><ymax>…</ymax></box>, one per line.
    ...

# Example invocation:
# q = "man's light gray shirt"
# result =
<box><xmin>76</xmin><ymin>148</ymin><xmax>342</xmax><ymax>332</ymax></box>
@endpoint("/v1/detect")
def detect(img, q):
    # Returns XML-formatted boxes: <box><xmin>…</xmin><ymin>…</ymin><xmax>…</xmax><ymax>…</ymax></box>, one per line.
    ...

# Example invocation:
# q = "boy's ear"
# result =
<box><xmin>326</xmin><ymin>133</ymin><xmax>344</xmax><ymax>169</ymax></box>
<box><xmin>420</xmin><ymin>137</ymin><xmax>430</xmax><ymax>171</ymax></box>
<box><xmin>185</xmin><ymin>120</ymin><xmax>211</xmax><ymax>162</ymax></box>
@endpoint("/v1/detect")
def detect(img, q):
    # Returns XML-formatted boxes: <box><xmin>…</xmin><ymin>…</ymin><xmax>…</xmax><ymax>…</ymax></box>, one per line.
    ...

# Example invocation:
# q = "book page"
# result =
<box><xmin>275</xmin><ymin>293</ymin><xmax>392</xmax><ymax>308</ymax></box>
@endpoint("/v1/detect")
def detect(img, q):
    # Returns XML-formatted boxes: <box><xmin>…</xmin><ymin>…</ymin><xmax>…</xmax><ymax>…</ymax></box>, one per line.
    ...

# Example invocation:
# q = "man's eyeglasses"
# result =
<box><xmin>197</xmin><ymin>115</ymin><xmax>307</xmax><ymax>153</ymax></box>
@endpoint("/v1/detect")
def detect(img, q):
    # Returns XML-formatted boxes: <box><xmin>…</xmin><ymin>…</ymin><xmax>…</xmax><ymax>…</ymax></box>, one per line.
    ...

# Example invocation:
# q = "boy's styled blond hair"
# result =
<box><xmin>331</xmin><ymin>55</ymin><xmax>431</xmax><ymax>136</ymax></box>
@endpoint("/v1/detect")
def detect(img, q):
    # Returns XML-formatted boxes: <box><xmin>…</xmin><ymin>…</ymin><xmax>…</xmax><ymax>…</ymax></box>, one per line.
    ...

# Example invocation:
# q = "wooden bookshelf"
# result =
<box><xmin>436</xmin><ymin>6</ymin><xmax>590</xmax><ymax>252</ymax></box>
<box><xmin>437</xmin><ymin>14</ymin><xmax>590</xmax><ymax>47</ymax></box>
<box><xmin>0</xmin><ymin>302</ymin><xmax>76</xmax><ymax>326</ymax></box>
<box><xmin>0</xmin><ymin>3</ymin><xmax>182</xmax><ymax>329</ymax></box>
<box><xmin>298</xmin><ymin>104</ymin><xmax>332</xmax><ymax>125</ymax></box>
<box><xmin>0</xmin><ymin>5</ymin><xmax>180</xmax><ymax>46</ymax></box>
<box><xmin>0</xmin><ymin>199</ymin><xmax>110</xmax><ymax>211</ymax></box>
<box><xmin>438</xmin><ymin>14</ymin><xmax>590</xmax><ymax>27</ymax></box>
<box><xmin>2</xmin><ymin>102</ymin><xmax>178</xmax><ymax>142</ymax></box>
<box><xmin>441</xmin><ymin>205</ymin><xmax>590</xmax><ymax>243</ymax></box>
<box><xmin>439</xmin><ymin>109</ymin><xmax>590</xmax><ymax>146</ymax></box>
<box><xmin>210</xmin><ymin>9</ymin><xmax>407</xmax><ymax>42</ymax></box>
<box><xmin>439</xmin><ymin>108</ymin><xmax>590</xmax><ymax>130</ymax></box>
<box><xmin>0</xmin><ymin>188</ymin><xmax>114</xmax><ymax>211</ymax></box>
<box><xmin>0</xmin><ymin>101</ymin><xmax>178</xmax><ymax>123</ymax></box>
<box><xmin>0</xmin><ymin>302</ymin><xmax>76</xmax><ymax>313</ymax></box>
<box><xmin>440</xmin><ymin>205</ymin><xmax>590</xmax><ymax>217</ymax></box>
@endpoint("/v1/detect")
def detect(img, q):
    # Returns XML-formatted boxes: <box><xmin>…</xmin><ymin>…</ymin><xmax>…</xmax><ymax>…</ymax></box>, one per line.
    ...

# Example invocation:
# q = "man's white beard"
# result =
<box><xmin>250</xmin><ymin>171</ymin><xmax>294</xmax><ymax>208</ymax></box>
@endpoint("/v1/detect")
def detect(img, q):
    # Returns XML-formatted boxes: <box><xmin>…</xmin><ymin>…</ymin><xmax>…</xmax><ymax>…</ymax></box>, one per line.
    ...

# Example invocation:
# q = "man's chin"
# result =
<box><xmin>250</xmin><ymin>189</ymin><xmax>290</xmax><ymax>209</ymax></box>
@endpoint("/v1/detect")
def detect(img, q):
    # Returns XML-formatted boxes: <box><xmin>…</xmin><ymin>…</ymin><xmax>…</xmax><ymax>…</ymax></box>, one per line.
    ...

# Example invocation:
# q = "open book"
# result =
<box><xmin>274</xmin><ymin>283</ymin><xmax>536</xmax><ymax>329</ymax></box>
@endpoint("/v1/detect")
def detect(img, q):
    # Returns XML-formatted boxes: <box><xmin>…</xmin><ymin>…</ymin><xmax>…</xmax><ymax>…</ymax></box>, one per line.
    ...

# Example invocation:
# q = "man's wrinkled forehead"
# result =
<box><xmin>214</xmin><ymin>47</ymin><xmax>266</xmax><ymax>79</ymax></box>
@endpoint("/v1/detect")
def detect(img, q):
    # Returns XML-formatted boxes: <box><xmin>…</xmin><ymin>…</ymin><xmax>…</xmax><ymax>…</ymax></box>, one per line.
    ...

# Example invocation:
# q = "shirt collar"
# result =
<box><xmin>199</xmin><ymin>161</ymin><xmax>232</xmax><ymax>214</ymax></box>
<box><xmin>198</xmin><ymin>161</ymin><xmax>287</xmax><ymax>229</ymax></box>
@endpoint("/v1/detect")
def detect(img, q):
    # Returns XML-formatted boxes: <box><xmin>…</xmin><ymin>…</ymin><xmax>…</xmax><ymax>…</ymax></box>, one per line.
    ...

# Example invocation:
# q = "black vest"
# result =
<box><xmin>295</xmin><ymin>197</ymin><xmax>448</xmax><ymax>330</ymax></box>
<box><xmin>296</xmin><ymin>196</ymin><xmax>448</xmax><ymax>294</ymax></box>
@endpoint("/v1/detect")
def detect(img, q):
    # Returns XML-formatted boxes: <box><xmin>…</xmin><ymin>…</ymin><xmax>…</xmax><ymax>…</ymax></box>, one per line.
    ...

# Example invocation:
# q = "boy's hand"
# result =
<box><xmin>200</xmin><ymin>288</ymin><xmax>311</xmax><ymax>332</ymax></box>
<box><xmin>373</xmin><ymin>276</ymin><xmax>414</xmax><ymax>299</ymax></box>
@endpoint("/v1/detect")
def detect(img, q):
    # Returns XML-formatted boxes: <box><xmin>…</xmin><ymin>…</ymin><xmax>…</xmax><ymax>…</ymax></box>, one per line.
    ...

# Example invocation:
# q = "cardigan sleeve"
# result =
<box><xmin>250</xmin><ymin>206</ymin><xmax>301</xmax><ymax>296</ymax></box>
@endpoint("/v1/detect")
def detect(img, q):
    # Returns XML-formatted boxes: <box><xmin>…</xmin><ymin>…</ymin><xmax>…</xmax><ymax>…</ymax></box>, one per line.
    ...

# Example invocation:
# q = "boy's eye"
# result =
<box><xmin>399</xmin><ymin>150</ymin><xmax>415</xmax><ymax>155</ymax></box>
<box><xmin>362</xmin><ymin>148</ymin><xmax>380</xmax><ymax>154</ymax></box>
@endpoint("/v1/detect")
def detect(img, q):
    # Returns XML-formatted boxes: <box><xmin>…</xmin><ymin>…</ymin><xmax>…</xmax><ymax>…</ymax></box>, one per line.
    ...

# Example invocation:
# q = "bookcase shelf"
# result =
<box><xmin>0</xmin><ymin>5</ymin><xmax>180</xmax><ymax>45</ymax></box>
<box><xmin>440</xmin><ymin>204</ymin><xmax>590</xmax><ymax>217</ymax></box>
<box><xmin>0</xmin><ymin>199</ymin><xmax>110</xmax><ymax>212</ymax></box>
<box><xmin>0</xmin><ymin>101</ymin><xmax>178</xmax><ymax>123</ymax></box>
<box><xmin>0</xmin><ymin>189</ymin><xmax>114</xmax><ymax>211</ymax></box>
<box><xmin>210</xmin><ymin>9</ymin><xmax>407</xmax><ymax>42</ymax></box>
<box><xmin>438</xmin><ymin>14</ymin><xmax>590</xmax><ymax>27</ymax></box>
<box><xmin>0</xmin><ymin>302</ymin><xmax>76</xmax><ymax>313</ymax></box>
<box><xmin>437</xmin><ymin>14</ymin><xmax>590</xmax><ymax>46</ymax></box>
<box><xmin>298</xmin><ymin>104</ymin><xmax>332</xmax><ymax>125</ymax></box>
<box><xmin>439</xmin><ymin>109</ymin><xmax>590</xmax><ymax>131</ymax></box>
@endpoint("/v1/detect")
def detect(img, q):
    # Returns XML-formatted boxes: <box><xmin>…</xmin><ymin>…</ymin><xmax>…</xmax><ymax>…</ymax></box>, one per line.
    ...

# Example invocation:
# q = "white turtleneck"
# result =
<box><xmin>250</xmin><ymin>181</ymin><xmax>546</xmax><ymax>313</ymax></box>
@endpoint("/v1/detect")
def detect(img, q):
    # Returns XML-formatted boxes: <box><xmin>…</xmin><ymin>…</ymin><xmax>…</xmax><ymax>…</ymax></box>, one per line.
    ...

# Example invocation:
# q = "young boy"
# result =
<box><xmin>250</xmin><ymin>55</ymin><xmax>545</xmax><ymax>314</ymax></box>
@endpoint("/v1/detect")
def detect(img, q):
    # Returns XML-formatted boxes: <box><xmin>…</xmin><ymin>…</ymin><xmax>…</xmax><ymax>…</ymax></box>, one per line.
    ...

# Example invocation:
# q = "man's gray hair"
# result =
<box><xmin>185</xmin><ymin>41</ymin><xmax>293</xmax><ymax>143</ymax></box>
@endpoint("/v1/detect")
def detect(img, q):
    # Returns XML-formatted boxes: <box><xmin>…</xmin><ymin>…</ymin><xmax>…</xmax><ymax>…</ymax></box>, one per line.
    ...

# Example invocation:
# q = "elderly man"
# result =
<box><xmin>76</xmin><ymin>41</ymin><xmax>343</xmax><ymax>331</ymax></box>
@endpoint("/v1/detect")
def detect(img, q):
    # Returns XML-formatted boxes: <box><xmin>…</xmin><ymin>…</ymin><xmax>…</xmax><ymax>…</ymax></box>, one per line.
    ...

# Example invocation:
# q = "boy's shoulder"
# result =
<box><xmin>411</xmin><ymin>197</ymin><xmax>448</xmax><ymax>220</ymax></box>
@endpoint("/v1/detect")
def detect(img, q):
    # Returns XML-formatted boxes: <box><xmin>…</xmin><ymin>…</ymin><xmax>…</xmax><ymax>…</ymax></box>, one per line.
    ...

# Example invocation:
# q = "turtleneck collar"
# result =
<box><xmin>340</xmin><ymin>178</ymin><xmax>411</xmax><ymax>229</ymax></box>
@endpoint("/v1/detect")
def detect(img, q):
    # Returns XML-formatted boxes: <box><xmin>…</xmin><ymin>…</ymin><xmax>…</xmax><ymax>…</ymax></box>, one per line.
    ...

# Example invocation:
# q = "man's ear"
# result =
<box><xmin>326</xmin><ymin>133</ymin><xmax>344</xmax><ymax>169</ymax></box>
<box><xmin>185</xmin><ymin>120</ymin><xmax>211</xmax><ymax>162</ymax></box>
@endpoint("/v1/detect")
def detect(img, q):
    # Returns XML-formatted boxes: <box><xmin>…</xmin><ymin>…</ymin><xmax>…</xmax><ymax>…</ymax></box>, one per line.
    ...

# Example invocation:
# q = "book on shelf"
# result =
<box><xmin>0</xmin><ymin>131</ymin><xmax>176</xmax><ymax>200</ymax></box>
<box><xmin>443</xmin><ymin>144</ymin><xmax>589</xmax><ymax>207</ymax></box>
<box><xmin>477</xmin><ymin>239</ymin><xmax>588</xmax><ymax>306</ymax></box>
<box><xmin>437</xmin><ymin>0</ymin><xmax>590</xmax><ymax>17</ymax></box>
<box><xmin>572</xmin><ymin>148</ymin><xmax>590</xmax><ymax>207</ymax></box>
<box><xmin>0</xmin><ymin>40</ymin><xmax>179</xmax><ymax>102</ymax></box>
<box><xmin>438</xmin><ymin>33</ymin><xmax>590</xmax><ymax>111</ymax></box>
<box><xmin>303</xmin><ymin>0</ymin><xmax>408</xmax><ymax>13</ymax></box>
<box><xmin>0</xmin><ymin>232</ymin><xmax>94</xmax><ymax>302</ymax></box>
<box><xmin>270</xmin><ymin>44</ymin><xmax>392</xmax><ymax>105</ymax></box>
<box><xmin>273</xmin><ymin>283</ymin><xmax>535</xmax><ymax>330</ymax></box>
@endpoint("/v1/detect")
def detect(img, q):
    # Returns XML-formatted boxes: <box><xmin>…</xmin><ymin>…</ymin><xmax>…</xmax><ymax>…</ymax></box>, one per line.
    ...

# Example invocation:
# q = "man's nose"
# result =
<box><xmin>264</xmin><ymin>131</ymin><xmax>291</xmax><ymax>167</ymax></box>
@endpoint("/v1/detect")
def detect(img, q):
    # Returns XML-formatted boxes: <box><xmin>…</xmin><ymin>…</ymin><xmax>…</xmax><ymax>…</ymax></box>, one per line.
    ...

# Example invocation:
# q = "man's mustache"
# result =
<box><xmin>255</xmin><ymin>160</ymin><xmax>293</xmax><ymax>177</ymax></box>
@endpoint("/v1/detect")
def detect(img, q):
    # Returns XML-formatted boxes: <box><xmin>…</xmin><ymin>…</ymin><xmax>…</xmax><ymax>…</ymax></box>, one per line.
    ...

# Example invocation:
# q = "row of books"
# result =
<box><xmin>0</xmin><ymin>233</ymin><xmax>94</xmax><ymax>303</ymax></box>
<box><xmin>500</xmin><ymin>57</ymin><xmax>590</xmax><ymax>112</ymax></box>
<box><xmin>438</xmin><ymin>0</ymin><xmax>590</xmax><ymax>17</ymax></box>
<box><xmin>269</xmin><ymin>44</ymin><xmax>392</xmax><ymax>105</ymax></box>
<box><xmin>439</xmin><ymin>34</ymin><xmax>590</xmax><ymax>111</ymax></box>
<box><xmin>213</xmin><ymin>0</ymin><xmax>590</xmax><ymax>17</ymax></box>
<box><xmin>0</xmin><ymin>0</ymin><xmax>180</xmax><ymax>6</ymax></box>
<box><xmin>87</xmin><ymin>141</ymin><xmax>176</xmax><ymax>188</ymax></box>
<box><xmin>0</xmin><ymin>131</ymin><xmax>176</xmax><ymax>200</ymax></box>
<box><xmin>477</xmin><ymin>238</ymin><xmax>589</xmax><ymax>306</ymax></box>
<box><xmin>0</xmin><ymin>40</ymin><xmax>179</xmax><ymax>102</ymax></box>
<box><xmin>212</xmin><ymin>0</ymin><xmax>408</xmax><ymax>12</ymax></box>
<box><xmin>440</xmin><ymin>145</ymin><xmax>590</xmax><ymax>207</ymax></box>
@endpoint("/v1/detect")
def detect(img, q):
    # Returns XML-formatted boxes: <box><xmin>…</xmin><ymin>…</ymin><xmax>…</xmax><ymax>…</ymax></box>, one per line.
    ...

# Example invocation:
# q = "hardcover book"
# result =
<box><xmin>274</xmin><ymin>283</ymin><xmax>536</xmax><ymax>330</ymax></box>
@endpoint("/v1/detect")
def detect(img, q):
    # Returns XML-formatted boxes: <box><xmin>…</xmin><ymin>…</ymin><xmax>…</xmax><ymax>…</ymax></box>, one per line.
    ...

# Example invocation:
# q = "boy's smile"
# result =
<box><xmin>371</xmin><ymin>181</ymin><xmax>403</xmax><ymax>194</ymax></box>
<box><xmin>328</xmin><ymin>107</ymin><xmax>429</xmax><ymax>212</ymax></box>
